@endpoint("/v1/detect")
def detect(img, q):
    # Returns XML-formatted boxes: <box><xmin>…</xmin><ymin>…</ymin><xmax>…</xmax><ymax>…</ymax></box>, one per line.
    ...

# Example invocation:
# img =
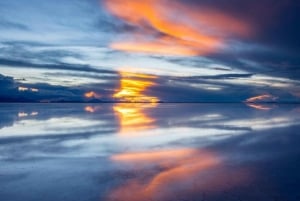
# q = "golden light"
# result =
<box><xmin>113</xmin><ymin>71</ymin><xmax>159</xmax><ymax>135</ymax></box>
<box><xmin>113</xmin><ymin>71</ymin><xmax>159</xmax><ymax>103</ymax></box>
<box><xmin>113</xmin><ymin>103</ymin><xmax>157</xmax><ymax>134</ymax></box>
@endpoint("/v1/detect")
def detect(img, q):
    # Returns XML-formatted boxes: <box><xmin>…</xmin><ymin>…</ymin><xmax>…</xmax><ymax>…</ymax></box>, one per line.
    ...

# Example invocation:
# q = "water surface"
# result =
<box><xmin>0</xmin><ymin>103</ymin><xmax>299</xmax><ymax>201</ymax></box>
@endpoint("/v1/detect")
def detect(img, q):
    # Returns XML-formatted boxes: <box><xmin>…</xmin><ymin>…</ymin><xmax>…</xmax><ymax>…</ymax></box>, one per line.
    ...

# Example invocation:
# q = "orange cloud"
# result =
<box><xmin>104</xmin><ymin>0</ymin><xmax>252</xmax><ymax>56</ymax></box>
<box><xmin>245</xmin><ymin>94</ymin><xmax>278</xmax><ymax>103</ymax></box>
<box><xmin>84</xmin><ymin>91</ymin><xmax>101</xmax><ymax>99</ymax></box>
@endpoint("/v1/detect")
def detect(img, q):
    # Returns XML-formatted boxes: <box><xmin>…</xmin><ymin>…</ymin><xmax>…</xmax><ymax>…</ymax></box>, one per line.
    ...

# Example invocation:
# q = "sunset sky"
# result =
<box><xmin>0</xmin><ymin>0</ymin><xmax>299</xmax><ymax>102</ymax></box>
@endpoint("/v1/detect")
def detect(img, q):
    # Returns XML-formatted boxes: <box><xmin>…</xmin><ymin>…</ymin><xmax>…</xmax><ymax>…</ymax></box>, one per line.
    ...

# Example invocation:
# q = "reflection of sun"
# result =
<box><xmin>113</xmin><ymin>103</ymin><xmax>157</xmax><ymax>134</ymax></box>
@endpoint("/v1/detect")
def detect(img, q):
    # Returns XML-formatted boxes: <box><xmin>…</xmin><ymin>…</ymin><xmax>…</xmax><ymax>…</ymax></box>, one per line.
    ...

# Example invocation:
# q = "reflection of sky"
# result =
<box><xmin>0</xmin><ymin>103</ymin><xmax>300</xmax><ymax>200</ymax></box>
<box><xmin>1</xmin><ymin>0</ymin><xmax>300</xmax><ymax>102</ymax></box>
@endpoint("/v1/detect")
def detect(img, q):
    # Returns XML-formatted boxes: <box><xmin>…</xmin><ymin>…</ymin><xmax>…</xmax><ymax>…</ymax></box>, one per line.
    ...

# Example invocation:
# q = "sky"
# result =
<box><xmin>0</xmin><ymin>0</ymin><xmax>300</xmax><ymax>102</ymax></box>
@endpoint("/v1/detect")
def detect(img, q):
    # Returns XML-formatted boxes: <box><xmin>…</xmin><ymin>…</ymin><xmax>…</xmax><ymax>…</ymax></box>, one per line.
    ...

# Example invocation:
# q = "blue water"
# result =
<box><xmin>0</xmin><ymin>103</ymin><xmax>299</xmax><ymax>201</ymax></box>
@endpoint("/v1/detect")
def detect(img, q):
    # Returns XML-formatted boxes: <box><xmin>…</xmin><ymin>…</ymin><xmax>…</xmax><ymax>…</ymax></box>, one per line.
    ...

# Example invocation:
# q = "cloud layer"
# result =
<box><xmin>0</xmin><ymin>0</ymin><xmax>299</xmax><ymax>102</ymax></box>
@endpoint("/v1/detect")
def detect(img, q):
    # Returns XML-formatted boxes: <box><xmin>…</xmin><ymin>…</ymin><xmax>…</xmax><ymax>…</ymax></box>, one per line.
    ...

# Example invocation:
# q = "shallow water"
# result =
<box><xmin>0</xmin><ymin>103</ymin><xmax>299</xmax><ymax>201</ymax></box>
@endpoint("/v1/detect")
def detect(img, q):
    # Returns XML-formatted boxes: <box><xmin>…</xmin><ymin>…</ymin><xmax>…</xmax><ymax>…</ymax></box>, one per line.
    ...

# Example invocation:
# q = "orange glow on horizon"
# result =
<box><xmin>84</xmin><ymin>91</ymin><xmax>101</xmax><ymax>99</ymax></box>
<box><xmin>245</xmin><ymin>94</ymin><xmax>278</xmax><ymax>103</ymax></box>
<box><xmin>104</xmin><ymin>0</ymin><xmax>252</xmax><ymax>56</ymax></box>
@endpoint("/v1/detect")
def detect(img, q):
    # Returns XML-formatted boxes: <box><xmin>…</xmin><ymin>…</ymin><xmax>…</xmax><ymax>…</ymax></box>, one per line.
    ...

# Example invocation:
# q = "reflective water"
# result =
<box><xmin>0</xmin><ymin>103</ymin><xmax>299</xmax><ymax>201</ymax></box>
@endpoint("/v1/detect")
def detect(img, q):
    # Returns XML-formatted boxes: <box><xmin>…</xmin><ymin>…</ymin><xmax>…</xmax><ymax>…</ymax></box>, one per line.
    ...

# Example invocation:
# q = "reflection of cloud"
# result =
<box><xmin>112</xmin><ymin>148</ymin><xmax>197</xmax><ymax>163</ymax></box>
<box><xmin>18</xmin><ymin>112</ymin><xmax>28</xmax><ymax>118</ymax></box>
<box><xmin>246</xmin><ymin>103</ymin><xmax>275</xmax><ymax>110</ymax></box>
<box><xmin>105</xmin><ymin>0</ymin><xmax>251</xmax><ymax>56</ymax></box>
<box><xmin>18</xmin><ymin>111</ymin><xmax>39</xmax><ymax>118</ymax></box>
<box><xmin>84</xmin><ymin>105</ymin><xmax>101</xmax><ymax>113</ymax></box>
<box><xmin>108</xmin><ymin>148</ymin><xmax>251</xmax><ymax>201</ymax></box>
<box><xmin>0</xmin><ymin>103</ymin><xmax>299</xmax><ymax>200</ymax></box>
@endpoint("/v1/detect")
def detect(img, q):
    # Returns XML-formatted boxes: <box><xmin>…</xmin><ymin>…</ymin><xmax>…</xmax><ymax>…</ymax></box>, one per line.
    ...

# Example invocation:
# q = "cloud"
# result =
<box><xmin>0</xmin><ymin>73</ymin><xmax>119</xmax><ymax>103</ymax></box>
<box><xmin>104</xmin><ymin>0</ymin><xmax>252</xmax><ymax>56</ymax></box>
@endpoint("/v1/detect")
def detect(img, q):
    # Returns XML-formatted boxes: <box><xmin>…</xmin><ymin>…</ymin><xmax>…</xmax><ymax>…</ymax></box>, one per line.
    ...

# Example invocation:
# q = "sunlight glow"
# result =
<box><xmin>113</xmin><ymin>71</ymin><xmax>159</xmax><ymax>103</ymax></box>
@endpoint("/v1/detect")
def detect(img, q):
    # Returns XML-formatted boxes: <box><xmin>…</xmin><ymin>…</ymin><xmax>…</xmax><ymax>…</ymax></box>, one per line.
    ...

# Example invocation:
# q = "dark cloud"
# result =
<box><xmin>0</xmin><ymin>73</ymin><xmax>119</xmax><ymax>103</ymax></box>
<box><xmin>0</xmin><ymin>58</ymin><xmax>116</xmax><ymax>75</ymax></box>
